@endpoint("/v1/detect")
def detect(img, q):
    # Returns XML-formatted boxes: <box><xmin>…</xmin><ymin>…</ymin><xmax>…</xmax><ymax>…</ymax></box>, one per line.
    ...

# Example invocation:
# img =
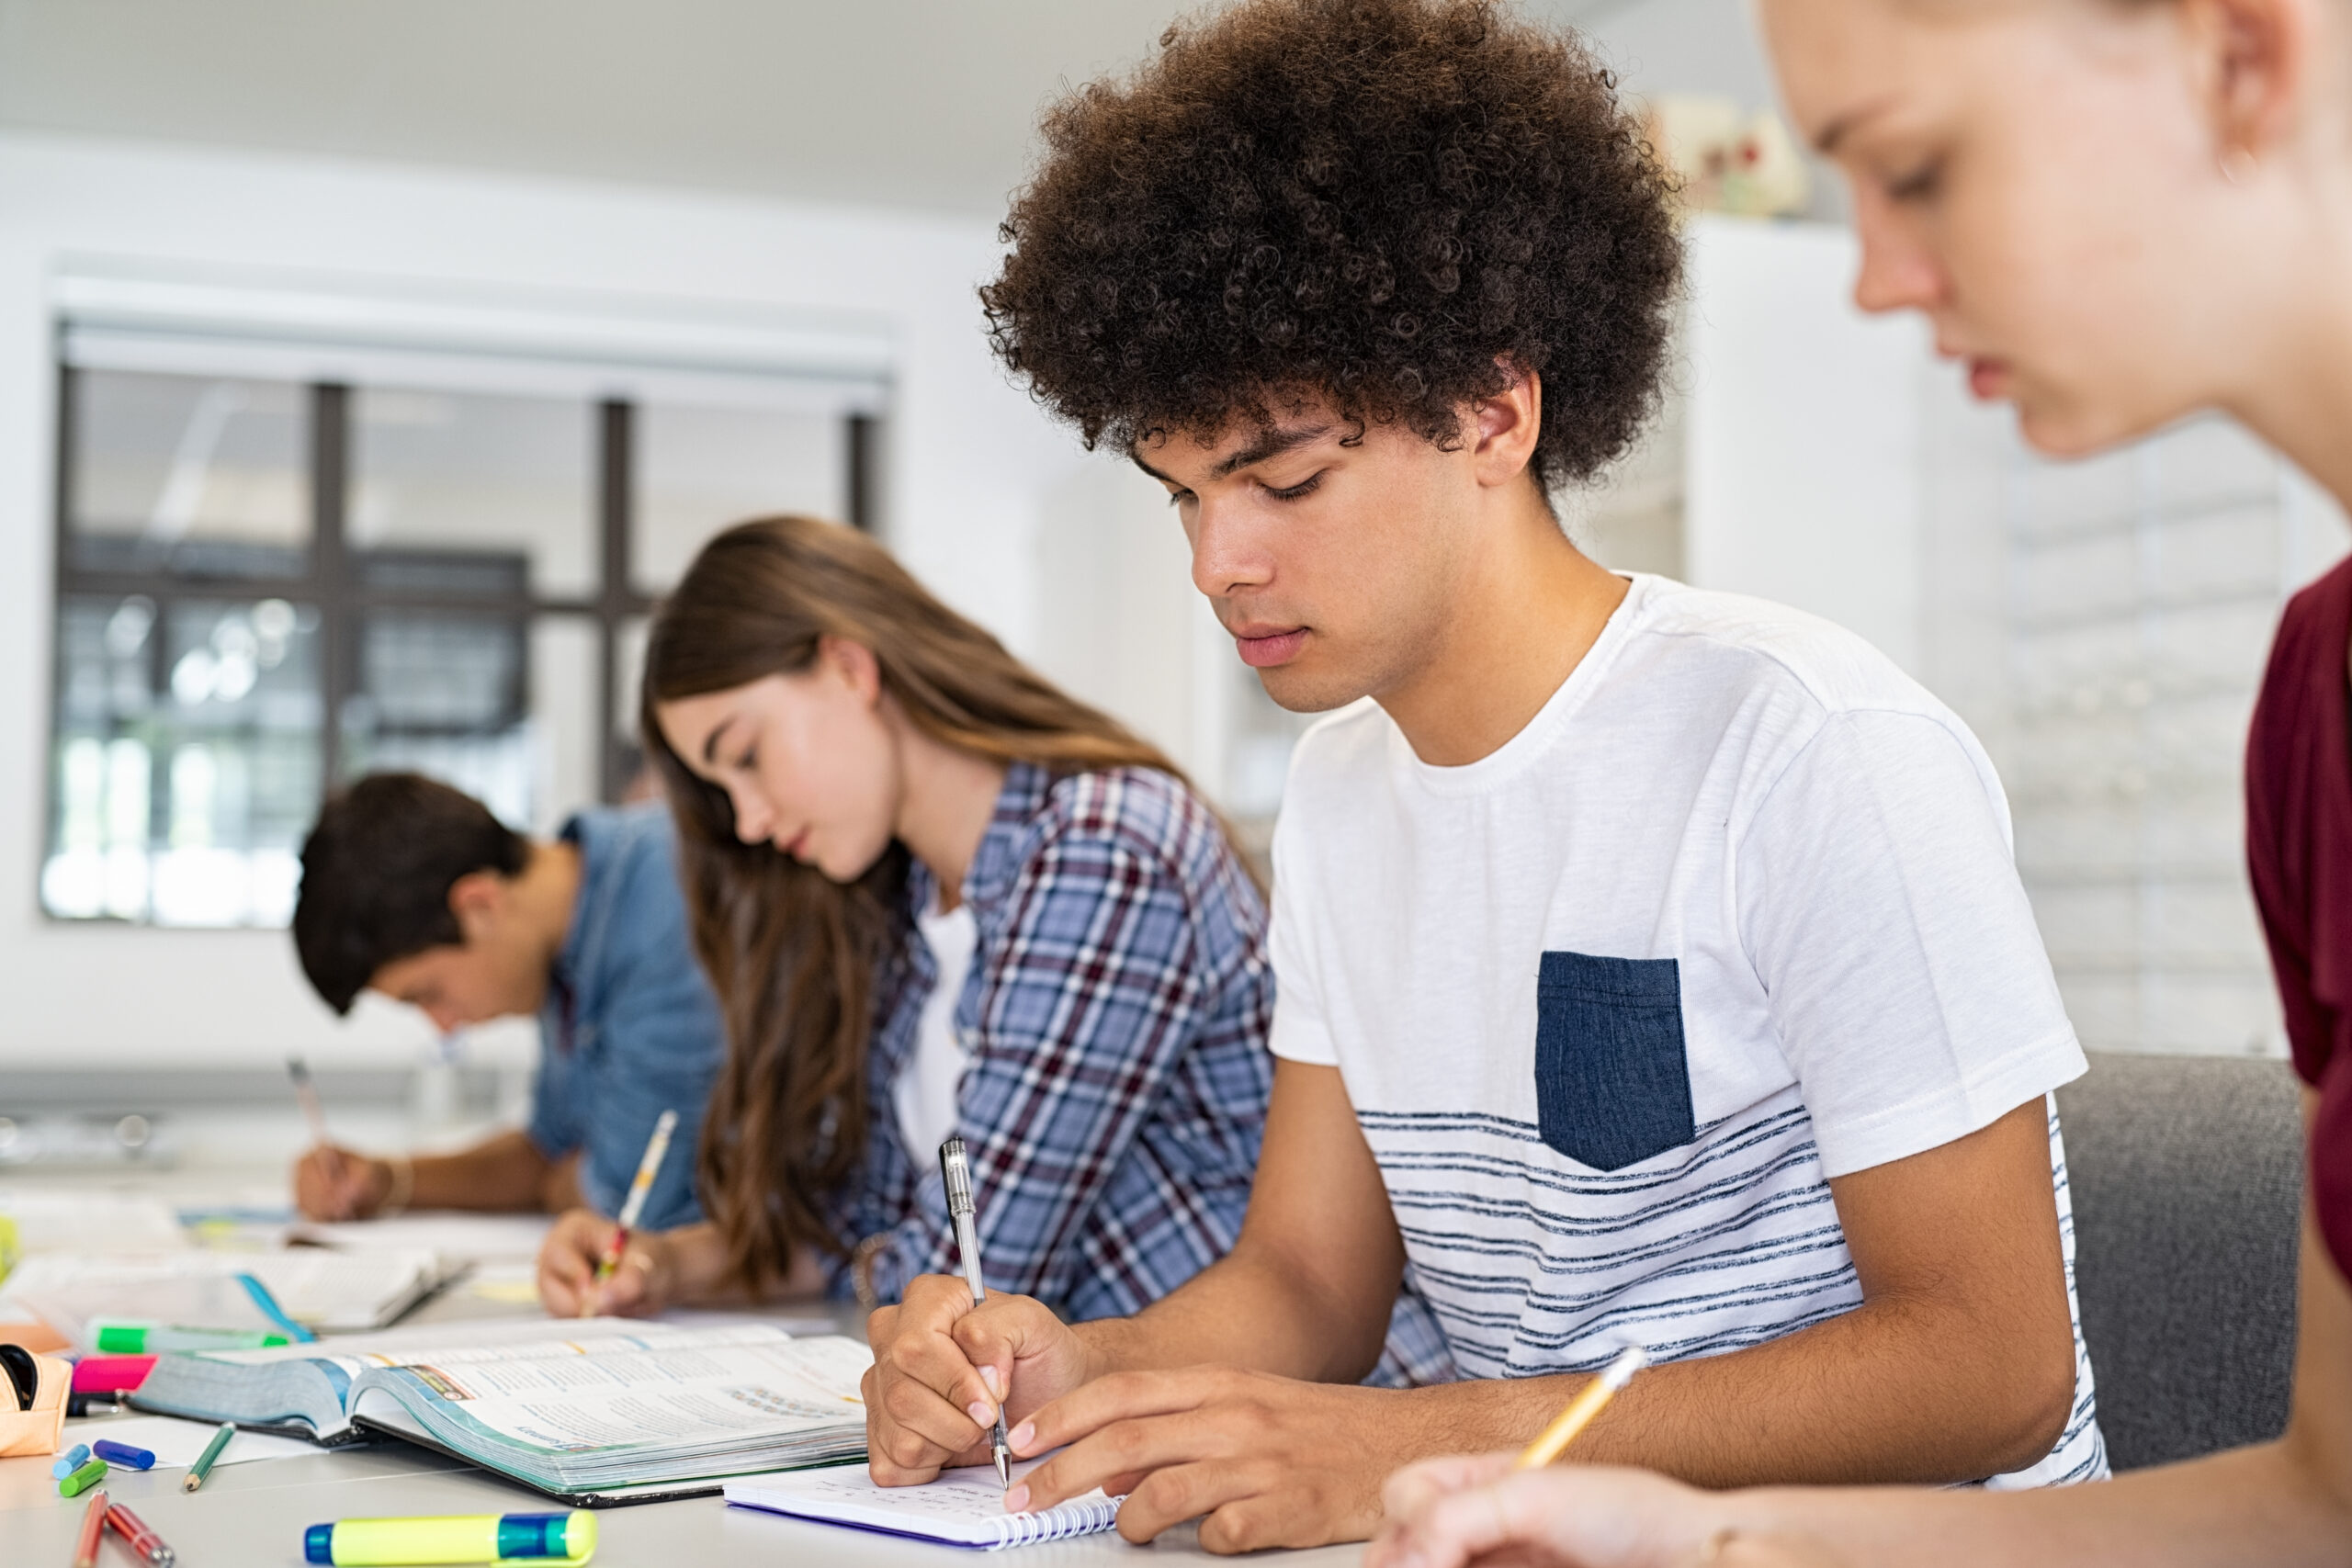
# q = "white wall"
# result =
<box><xmin>0</xmin><ymin>132</ymin><xmax>1091</xmax><ymax>1069</ymax></box>
<box><xmin>1032</xmin><ymin>463</ymin><xmax>1213</xmax><ymax>775</ymax></box>
<box><xmin>1916</xmin><ymin>385</ymin><xmax>2350</xmax><ymax>1056</ymax></box>
<box><xmin>1683</xmin><ymin>218</ymin><xmax>1928</xmax><ymax>672</ymax></box>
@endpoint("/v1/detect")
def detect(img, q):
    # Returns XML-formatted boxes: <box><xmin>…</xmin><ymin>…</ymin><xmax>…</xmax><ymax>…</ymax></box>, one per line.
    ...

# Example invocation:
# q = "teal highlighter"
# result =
<box><xmin>303</xmin><ymin>1512</ymin><xmax>597</xmax><ymax>1565</ymax></box>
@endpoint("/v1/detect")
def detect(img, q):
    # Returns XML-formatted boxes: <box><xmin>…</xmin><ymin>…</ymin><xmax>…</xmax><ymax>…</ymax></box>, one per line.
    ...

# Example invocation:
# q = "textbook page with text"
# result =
<box><xmin>131</xmin><ymin>1319</ymin><xmax>872</xmax><ymax>1503</ymax></box>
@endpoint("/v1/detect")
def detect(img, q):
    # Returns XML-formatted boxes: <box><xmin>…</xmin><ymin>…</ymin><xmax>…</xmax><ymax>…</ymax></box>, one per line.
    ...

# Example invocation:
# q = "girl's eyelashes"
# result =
<box><xmin>1886</xmin><ymin>157</ymin><xmax>1944</xmax><ymax>203</ymax></box>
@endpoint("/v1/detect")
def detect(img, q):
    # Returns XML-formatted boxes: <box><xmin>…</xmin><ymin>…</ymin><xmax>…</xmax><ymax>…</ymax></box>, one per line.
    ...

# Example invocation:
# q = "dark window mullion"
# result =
<box><xmin>46</xmin><ymin>356</ymin><xmax>75</xmax><ymax>909</ymax></box>
<box><xmin>596</xmin><ymin>400</ymin><xmax>633</xmax><ymax>804</ymax></box>
<box><xmin>846</xmin><ymin>412</ymin><xmax>876</xmax><ymax>532</ymax></box>
<box><xmin>312</xmin><ymin>383</ymin><xmax>353</xmax><ymax>789</ymax></box>
<box><xmin>144</xmin><ymin>591</ymin><xmax>175</xmax><ymax>878</ymax></box>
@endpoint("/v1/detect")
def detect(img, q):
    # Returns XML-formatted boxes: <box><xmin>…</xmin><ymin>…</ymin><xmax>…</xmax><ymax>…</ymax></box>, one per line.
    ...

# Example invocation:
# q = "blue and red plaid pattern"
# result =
<box><xmin>820</xmin><ymin>761</ymin><xmax>1274</xmax><ymax>1325</ymax></box>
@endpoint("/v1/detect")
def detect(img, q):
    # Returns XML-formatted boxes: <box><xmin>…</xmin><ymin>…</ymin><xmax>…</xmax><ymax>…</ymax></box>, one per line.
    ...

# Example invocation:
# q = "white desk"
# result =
<box><xmin>3</xmin><ymin>1428</ymin><xmax>1363</xmax><ymax>1564</ymax></box>
<box><xmin>0</xmin><ymin>1181</ymin><xmax>1362</xmax><ymax>1565</ymax></box>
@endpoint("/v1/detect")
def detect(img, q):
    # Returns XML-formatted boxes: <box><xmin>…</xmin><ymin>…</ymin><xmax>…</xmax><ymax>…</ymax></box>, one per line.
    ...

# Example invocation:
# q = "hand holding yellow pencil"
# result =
<box><xmin>582</xmin><ymin>1110</ymin><xmax>678</xmax><ymax>1319</ymax></box>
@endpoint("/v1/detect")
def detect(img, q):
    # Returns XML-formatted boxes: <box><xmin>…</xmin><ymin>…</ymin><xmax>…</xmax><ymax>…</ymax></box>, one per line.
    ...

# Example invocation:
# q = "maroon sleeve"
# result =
<box><xmin>2245</xmin><ymin>558</ymin><xmax>2352</xmax><ymax>1087</ymax></box>
<box><xmin>2245</xmin><ymin>555</ymin><xmax>2352</xmax><ymax>1280</ymax></box>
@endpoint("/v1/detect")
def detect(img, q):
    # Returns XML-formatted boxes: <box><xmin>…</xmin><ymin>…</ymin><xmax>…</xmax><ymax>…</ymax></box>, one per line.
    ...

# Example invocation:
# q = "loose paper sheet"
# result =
<box><xmin>66</xmin><ymin>1414</ymin><xmax>317</xmax><ymax>1469</ymax></box>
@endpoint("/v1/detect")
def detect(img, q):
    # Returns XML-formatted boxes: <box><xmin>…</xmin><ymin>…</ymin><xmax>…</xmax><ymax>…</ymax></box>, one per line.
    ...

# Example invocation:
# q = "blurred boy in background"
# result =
<box><xmin>288</xmin><ymin>773</ymin><xmax>719</xmax><ymax>1233</ymax></box>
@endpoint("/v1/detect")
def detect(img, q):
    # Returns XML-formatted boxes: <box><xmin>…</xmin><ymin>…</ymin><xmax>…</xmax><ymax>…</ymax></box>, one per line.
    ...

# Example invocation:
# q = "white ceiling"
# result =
<box><xmin>0</xmin><ymin>0</ymin><xmax>1779</xmax><ymax>219</ymax></box>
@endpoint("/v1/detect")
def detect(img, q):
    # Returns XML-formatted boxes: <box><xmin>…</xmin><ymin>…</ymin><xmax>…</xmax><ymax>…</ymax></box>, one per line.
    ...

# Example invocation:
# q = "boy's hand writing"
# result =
<box><xmin>291</xmin><ymin>1145</ymin><xmax>388</xmax><ymax>1221</ymax></box>
<box><xmin>864</xmin><ymin>1272</ymin><xmax>1096</xmax><ymax>1485</ymax></box>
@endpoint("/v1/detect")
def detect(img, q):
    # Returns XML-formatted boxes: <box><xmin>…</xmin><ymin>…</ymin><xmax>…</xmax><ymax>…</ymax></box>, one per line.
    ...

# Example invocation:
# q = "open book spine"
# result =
<box><xmin>991</xmin><ymin>1495</ymin><xmax>1122</xmax><ymax>1548</ymax></box>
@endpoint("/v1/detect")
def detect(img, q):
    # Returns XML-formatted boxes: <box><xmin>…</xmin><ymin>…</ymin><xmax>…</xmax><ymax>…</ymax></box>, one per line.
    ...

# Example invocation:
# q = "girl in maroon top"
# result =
<box><xmin>1363</xmin><ymin>0</ymin><xmax>2352</xmax><ymax>1562</ymax></box>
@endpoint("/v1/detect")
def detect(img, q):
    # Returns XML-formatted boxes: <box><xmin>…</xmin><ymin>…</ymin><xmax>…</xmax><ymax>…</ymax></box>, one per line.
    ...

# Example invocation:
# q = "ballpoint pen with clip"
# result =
<box><xmin>938</xmin><ymin>1134</ymin><xmax>1011</xmax><ymax>1487</ymax></box>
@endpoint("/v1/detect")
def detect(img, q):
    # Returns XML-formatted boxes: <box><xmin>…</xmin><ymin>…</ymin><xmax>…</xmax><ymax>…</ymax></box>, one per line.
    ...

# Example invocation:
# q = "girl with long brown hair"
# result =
<box><xmin>537</xmin><ymin>514</ymin><xmax>1275</xmax><ymax>1347</ymax></box>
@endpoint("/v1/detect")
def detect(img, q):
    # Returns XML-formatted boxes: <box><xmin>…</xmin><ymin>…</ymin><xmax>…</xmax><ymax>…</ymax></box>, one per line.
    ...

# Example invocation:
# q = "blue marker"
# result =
<box><xmin>51</xmin><ymin>1441</ymin><xmax>90</xmax><ymax>1479</ymax></box>
<box><xmin>93</xmin><ymin>1438</ymin><xmax>155</xmax><ymax>1470</ymax></box>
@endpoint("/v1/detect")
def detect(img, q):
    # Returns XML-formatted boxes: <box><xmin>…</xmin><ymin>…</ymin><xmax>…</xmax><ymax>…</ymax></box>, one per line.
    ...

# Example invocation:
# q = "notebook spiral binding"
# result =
<box><xmin>989</xmin><ymin>1494</ymin><xmax>1122</xmax><ymax>1549</ymax></box>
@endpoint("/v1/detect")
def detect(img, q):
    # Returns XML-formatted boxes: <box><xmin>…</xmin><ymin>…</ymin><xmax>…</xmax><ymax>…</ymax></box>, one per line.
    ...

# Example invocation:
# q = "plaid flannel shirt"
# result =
<box><xmin>819</xmin><ymin>761</ymin><xmax>1273</xmax><ymax>1324</ymax></box>
<box><xmin>818</xmin><ymin>761</ymin><xmax>1457</xmax><ymax>1386</ymax></box>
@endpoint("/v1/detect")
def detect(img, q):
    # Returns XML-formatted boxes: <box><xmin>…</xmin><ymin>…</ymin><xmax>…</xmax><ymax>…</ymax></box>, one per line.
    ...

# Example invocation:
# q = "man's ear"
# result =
<box><xmin>446</xmin><ymin>869</ymin><xmax>507</xmax><ymax>942</ymax></box>
<box><xmin>817</xmin><ymin>633</ymin><xmax>885</xmax><ymax>706</ymax></box>
<box><xmin>2181</xmin><ymin>0</ymin><xmax>2321</xmax><ymax>164</ymax></box>
<box><xmin>1469</xmin><ymin>362</ymin><xmax>1544</xmax><ymax>489</ymax></box>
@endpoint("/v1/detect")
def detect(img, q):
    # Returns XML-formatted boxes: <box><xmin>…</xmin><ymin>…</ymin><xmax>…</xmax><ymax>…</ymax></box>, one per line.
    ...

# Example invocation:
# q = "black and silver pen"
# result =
<box><xmin>938</xmin><ymin>1134</ymin><xmax>1012</xmax><ymax>1486</ymax></box>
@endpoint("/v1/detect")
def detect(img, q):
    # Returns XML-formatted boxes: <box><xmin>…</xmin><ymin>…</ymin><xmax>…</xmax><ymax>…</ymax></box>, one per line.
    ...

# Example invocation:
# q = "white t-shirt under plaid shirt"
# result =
<box><xmin>1269</xmin><ymin>574</ymin><xmax>2109</xmax><ymax>1487</ymax></box>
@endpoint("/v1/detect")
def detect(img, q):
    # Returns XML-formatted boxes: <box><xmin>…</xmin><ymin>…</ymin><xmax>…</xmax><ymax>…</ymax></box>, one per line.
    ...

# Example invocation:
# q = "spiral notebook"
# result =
<box><xmin>723</xmin><ymin>1458</ymin><xmax>1120</xmax><ymax>1550</ymax></box>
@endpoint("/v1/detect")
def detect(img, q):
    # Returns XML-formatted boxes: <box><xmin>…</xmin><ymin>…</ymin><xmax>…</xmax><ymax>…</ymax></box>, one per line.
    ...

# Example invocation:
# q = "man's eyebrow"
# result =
<box><xmin>1213</xmin><ymin>423</ymin><xmax>1332</xmax><ymax>479</ymax></box>
<box><xmin>1131</xmin><ymin>423</ymin><xmax>1335</xmax><ymax>489</ymax></box>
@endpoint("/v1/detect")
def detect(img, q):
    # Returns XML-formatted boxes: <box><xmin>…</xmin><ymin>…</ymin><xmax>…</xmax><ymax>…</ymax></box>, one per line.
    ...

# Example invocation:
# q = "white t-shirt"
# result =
<box><xmin>894</xmin><ymin>895</ymin><xmax>978</xmax><ymax>1162</ymax></box>
<box><xmin>1270</xmin><ymin>575</ymin><xmax>2107</xmax><ymax>1487</ymax></box>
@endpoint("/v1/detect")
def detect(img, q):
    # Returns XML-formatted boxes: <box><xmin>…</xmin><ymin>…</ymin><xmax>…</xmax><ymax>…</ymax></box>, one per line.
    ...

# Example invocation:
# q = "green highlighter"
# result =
<box><xmin>91</xmin><ymin>1321</ymin><xmax>292</xmax><ymax>1354</ymax></box>
<box><xmin>303</xmin><ymin>1512</ymin><xmax>597</xmax><ymax>1565</ymax></box>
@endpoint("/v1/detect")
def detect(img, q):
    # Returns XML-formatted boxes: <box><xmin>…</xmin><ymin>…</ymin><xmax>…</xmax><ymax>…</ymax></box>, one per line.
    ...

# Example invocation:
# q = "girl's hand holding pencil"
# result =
<box><xmin>535</xmin><ymin>1210</ymin><xmax>673</xmax><ymax>1318</ymax></box>
<box><xmin>537</xmin><ymin>1108</ymin><xmax>679</xmax><ymax>1318</ymax></box>
<box><xmin>1366</xmin><ymin>1348</ymin><xmax>1845</xmax><ymax>1568</ymax></box>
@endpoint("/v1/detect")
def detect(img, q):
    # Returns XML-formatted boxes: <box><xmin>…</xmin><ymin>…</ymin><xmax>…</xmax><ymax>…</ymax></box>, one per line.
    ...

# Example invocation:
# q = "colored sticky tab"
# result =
<box><xmin>71</xmin><ymin>1355</ymin><xmax>156</xmax><ymax>1393</ymax></box>
<box><xmin>93</xmin><ymin>1323</ymin><xmax>150</xmax><ymax>1354</ymax></box>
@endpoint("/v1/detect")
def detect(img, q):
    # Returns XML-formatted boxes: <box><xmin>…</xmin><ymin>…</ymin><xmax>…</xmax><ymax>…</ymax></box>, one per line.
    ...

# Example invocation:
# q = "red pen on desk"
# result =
<box><xmin>106</xmin><ymin>1501</ymin><xmax>178</xmax><ymax>1568</ymax></box>
<box><xmin>582</xmin><ymin>1109</ymin><xmax>677</xmax><ymax>1318</ymax></box>
<box><xmin>71</xmin><ymin>1488</ymin><xmax>107</xmax><ymax>1568</ymax></box>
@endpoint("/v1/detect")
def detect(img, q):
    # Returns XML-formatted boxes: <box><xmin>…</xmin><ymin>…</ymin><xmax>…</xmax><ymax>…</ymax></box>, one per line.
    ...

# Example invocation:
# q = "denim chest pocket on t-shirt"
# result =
<box><xmin>1533</xmin><ymin>952</ymin><xmax>1697</xmax><ymax>1171</ymax></box>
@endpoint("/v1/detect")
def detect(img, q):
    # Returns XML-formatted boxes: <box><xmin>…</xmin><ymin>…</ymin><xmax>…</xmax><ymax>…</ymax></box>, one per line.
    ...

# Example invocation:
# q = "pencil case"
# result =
<box><xmin>0</xmin><ymin>1342</ymin><xmax>71</xmax><ymax>1457</ymax></box>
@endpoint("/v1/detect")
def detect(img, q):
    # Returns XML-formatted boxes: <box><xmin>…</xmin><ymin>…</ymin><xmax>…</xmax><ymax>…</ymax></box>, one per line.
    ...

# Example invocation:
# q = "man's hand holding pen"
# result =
<box><xmin>863</xmin><ymin>1275</ymin><xmax>1096</xmax><ymax>1483</ymax></box>
<box><xmin>865</xmin><ymin>1272</ymin><xmax>1431</xmax><ymax>1551</ymax></box>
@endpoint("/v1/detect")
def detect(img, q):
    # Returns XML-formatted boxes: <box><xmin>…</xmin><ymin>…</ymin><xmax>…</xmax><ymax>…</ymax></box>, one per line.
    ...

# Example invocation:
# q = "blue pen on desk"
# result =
<box><xmin>236</xmin><ymin>1272</ymin><xmax>317</xmax><ymax>1343</ymax></box>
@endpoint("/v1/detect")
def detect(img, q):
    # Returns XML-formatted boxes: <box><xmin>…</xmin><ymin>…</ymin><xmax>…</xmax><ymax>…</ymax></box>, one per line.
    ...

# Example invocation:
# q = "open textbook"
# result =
<box><xmin>1</xmin><ymin>1248</ymin><xmax>448</xmax><ymax>1339</ymax></box>
<box><xmin>726</xmin><ymin>1459</ymin><xmax>1122</xmax><ymax>1551</ymax></box>
<box><xmin>129</xmin><ymin>1318</ymin><xmax>872</xmax><ymax>1505</ymax></box>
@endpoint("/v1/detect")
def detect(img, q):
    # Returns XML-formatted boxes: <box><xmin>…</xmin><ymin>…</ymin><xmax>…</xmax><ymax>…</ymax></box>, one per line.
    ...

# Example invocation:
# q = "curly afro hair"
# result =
<box><xmin>982</xmin><ymin>0</ymin><xmax>1682</xmax><ymax>493</ymax></box>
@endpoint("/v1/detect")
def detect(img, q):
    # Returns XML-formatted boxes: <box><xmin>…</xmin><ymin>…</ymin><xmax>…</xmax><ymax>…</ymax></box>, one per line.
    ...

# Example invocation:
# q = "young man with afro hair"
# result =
<box><xmin>865</xmin><ymin>0</ymin><xmax>2106</xmax><ymax>1550</ymax></box>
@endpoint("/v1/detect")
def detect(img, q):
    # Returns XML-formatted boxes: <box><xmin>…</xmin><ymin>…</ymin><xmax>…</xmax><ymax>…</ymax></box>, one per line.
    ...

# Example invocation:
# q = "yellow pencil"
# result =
<box><xmin>582</xmin><ymin>1109</ymin><xmax>678</xmax><ymax>1318</ymax></box>
<box><xmin>1516</xmin><ymin>1346</ymin><xmax>1648</xmax><ymax>1469</ymax></box>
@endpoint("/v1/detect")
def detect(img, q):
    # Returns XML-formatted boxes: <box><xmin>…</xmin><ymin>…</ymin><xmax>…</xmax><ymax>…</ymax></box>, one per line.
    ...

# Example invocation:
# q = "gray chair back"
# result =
<box><xmin>2057</xmin><ymin>1051</ymin><xmax>2303</xmax><ymax>1471</ymax></box>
